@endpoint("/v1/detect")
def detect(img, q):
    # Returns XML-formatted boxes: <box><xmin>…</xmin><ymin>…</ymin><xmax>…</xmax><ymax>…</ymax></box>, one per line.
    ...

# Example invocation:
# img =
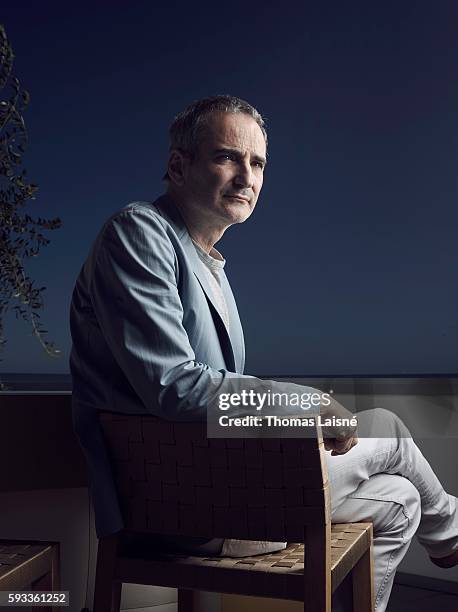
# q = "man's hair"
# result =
<box><xmin>164</xmin><ymin>95</ymin><xmax>267</xmax><ymax>180</ymax></box>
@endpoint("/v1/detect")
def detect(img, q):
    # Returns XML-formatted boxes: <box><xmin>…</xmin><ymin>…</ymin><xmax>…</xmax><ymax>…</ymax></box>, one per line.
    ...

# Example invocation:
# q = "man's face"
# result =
<box><xmin>178</xmin><ymin>112</ymin><xmax>267</xmax><ymax>227</ymax></box>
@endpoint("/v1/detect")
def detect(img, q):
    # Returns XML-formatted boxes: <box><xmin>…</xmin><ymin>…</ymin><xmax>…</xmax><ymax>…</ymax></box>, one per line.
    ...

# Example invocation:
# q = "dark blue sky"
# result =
<box><xmin>1</xmin><ymin>1</ymin><xmax>457</xmax><ymax>375</ymax></box>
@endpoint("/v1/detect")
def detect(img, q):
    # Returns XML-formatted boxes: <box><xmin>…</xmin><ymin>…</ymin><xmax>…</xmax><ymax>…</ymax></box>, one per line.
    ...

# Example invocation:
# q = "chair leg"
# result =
<box><xmin>178</xmin><ymin>588</ymin><xmax>194</xmax><ymax>612</ymax></box>
<box><xmin>111</xmin><ymin>582</ymin><xmax>122</xmax><ymax>612</ymax></box>
<box><xmin>351</xmin><ymin>545</ymin><xmax>374</xmax><ymax>612</ymax></box>
<box><xmin>31</xmin><ymin>571</ymin><xmax>52</xmax><ymax>612</ymax></box>
<box><xmin>50</xmin><ymin>543</ymin><xmax>60</xmax><ymax>590</ymax></box>
<box><xmin>304</xmin><ymin>525</ymin><xmax>331</xmax><ymax>612</ymax></box>
<box><xmin>93</xmin><ymin>533</ymin><xmax>122</xmax><ymax>612</ymax></box>
<box><xmin>30</xmin><ymin>543</ymin><xmax>60</xmax><ymax>612</ymax></box>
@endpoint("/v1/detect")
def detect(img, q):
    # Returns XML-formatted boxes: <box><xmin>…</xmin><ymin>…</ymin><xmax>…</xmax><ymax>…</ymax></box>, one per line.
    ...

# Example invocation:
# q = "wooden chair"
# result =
<box><xmin>94</xmin><ymin>412</ymin><xmax>374</xmax><ymax>612</ymax></box>
<box><xmin>0</xmin><ymin>540</ymin><xmax>60</xmax><ymax>611</ymax></box>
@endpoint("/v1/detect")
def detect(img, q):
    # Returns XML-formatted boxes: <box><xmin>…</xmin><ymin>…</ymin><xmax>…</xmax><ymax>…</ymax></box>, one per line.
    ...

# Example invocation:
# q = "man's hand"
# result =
<box><xmin>324</xmin><ymin>435</ymin><xmax>359</xmax><ymax>456</ymax></box>
<box><xmin>320</xmin><ymin>396</ymin><xmax>358</xmax><ymax>456</ymax></box>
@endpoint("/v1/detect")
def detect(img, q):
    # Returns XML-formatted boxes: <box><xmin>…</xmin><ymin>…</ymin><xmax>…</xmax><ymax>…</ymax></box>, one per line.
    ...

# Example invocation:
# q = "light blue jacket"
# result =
<box><xmin>70</xmin><ymin>195</ymin><xmax>249</xmax><ymax>536</ymax></box>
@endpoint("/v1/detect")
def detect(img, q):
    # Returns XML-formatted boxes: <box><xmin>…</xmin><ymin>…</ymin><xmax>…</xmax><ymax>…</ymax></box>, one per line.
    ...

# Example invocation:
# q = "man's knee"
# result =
<box><xmin>363</xmin><ymin>407</ymin><xmax>411</xmax><ymax>438</ymax></box>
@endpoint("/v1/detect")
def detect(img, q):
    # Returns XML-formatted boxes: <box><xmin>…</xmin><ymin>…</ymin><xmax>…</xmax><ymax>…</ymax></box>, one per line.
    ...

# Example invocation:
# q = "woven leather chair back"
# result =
<box><xmin>99</xmin><ymin>412</ymin><xmax>330</xmax><ymax>542</ymax></box>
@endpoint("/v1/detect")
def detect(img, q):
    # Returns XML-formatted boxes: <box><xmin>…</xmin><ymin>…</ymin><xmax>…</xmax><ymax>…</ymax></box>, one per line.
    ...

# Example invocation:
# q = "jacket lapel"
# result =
<box><xmin>220</xmin><ymin>271</ymin><xmax>245</xmax><ymax>373</ymax></box>
<box><xmin>153</xmin><ymin>195</ymin><xmax>244</xmax><ymax>373</ymax></box>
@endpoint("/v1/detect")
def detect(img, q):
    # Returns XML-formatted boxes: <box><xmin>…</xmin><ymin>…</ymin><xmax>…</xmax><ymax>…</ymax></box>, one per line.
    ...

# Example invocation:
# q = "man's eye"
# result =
<box><xmin>217</xmin><ymin>154</ymin><xmax>235</xmax><ymax>161</ymax></box>
<box><xmin>253</xmin><ymin>161</ymin><xmax>265</xmax><ymax>170</ymax></box>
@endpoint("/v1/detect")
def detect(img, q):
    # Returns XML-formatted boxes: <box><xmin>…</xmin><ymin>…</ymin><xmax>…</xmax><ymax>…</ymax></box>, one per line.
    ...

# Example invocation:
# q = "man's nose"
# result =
<box><xmin>234</xmin><ymin>161</ymin><xmax>254</xmax><ymax>188</ymax></box>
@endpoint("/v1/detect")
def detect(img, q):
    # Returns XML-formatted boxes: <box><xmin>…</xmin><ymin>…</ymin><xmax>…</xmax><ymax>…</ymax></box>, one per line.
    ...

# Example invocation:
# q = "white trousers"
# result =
<box><xmin>328</xmin><ymin>408</ymin><xmax>457</xmax><ymax>611</ymax></box>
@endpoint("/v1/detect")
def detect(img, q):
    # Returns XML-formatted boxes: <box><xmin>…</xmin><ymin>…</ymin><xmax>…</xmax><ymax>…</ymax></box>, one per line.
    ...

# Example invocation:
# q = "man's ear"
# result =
<box><xmin>167</xmin><ymin>149</ymin><xmax>189</xmax><ymax>187</ymax></box>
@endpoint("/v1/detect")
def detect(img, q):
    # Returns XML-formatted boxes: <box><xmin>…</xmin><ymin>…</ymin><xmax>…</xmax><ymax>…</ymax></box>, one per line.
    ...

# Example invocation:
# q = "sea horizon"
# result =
<box><xmin>0</xmin><ymin>373</ymin><xmax>72</xmax><ymax>391</ymax></box>
<box><xmin>1</xmin><ymin>372</ymin><xmax>457</xmax><ymax>394</ymax></box>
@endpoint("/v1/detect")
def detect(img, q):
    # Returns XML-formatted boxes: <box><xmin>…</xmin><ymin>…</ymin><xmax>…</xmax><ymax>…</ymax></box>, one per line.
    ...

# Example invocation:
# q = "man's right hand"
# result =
<box><xmin>320</xmin><ymin>396</ymin><xmax>358</xmax><ymax>456</ymax></box>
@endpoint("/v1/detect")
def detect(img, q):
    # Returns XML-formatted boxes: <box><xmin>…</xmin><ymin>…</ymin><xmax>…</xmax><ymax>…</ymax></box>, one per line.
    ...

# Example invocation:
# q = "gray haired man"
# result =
<box><xmin>70</xmin><ymin>95</ymin><xmax>458</xmax><ymax>612</ymax></box>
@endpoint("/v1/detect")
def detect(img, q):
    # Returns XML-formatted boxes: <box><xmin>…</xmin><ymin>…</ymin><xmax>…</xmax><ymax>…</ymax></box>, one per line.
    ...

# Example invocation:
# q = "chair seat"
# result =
<box><xmin>115</xmin><ymin>523</ymin><xmax>372</xmax><ymax>602</ymax></box>
<box><xmin>0</xmin><ymin>540</ymin><xmax>59</xmax><ymax>591</ymax></box>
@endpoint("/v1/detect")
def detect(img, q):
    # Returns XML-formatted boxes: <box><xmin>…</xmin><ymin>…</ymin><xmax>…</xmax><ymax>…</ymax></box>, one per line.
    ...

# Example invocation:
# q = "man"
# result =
<box><xmin>70</xmin><ymin>95</ymin><xmax>457</xmax><ymax>611</ymax></box>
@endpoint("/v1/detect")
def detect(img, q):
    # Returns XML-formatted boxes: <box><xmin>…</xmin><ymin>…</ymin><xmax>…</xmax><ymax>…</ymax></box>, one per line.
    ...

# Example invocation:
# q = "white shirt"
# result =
<box><xmin>192</xmin><ymin>240</ymin><xmax>230</xmax><ymax>330</ymax></box>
